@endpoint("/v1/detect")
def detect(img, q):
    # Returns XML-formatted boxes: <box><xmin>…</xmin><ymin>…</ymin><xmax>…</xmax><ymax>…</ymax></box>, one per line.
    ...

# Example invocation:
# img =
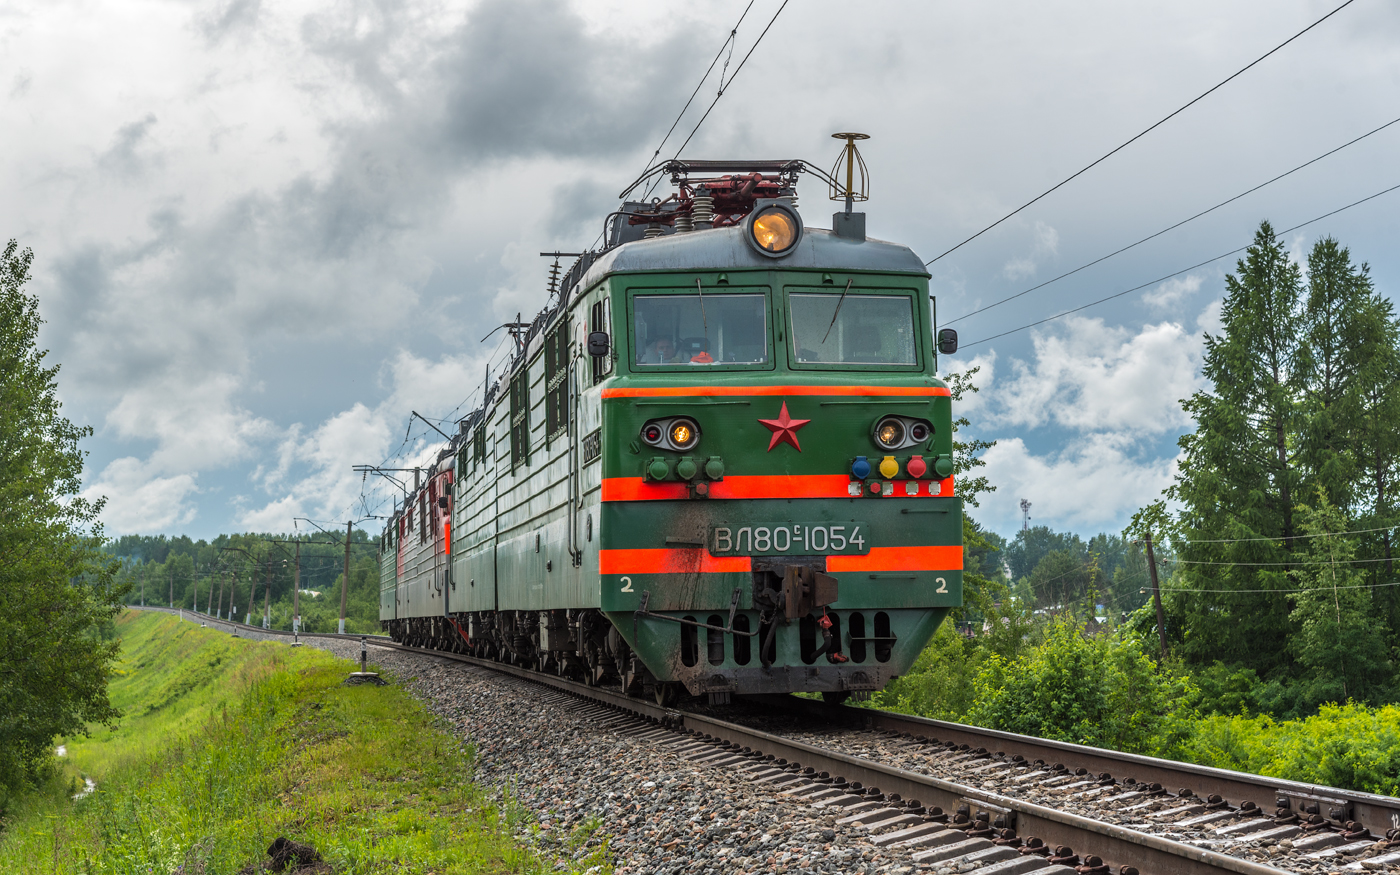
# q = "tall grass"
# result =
<box><xmin>0</xmin><ymin>612</ymin><xmax>607</xmax><ymax>874</ymax></box>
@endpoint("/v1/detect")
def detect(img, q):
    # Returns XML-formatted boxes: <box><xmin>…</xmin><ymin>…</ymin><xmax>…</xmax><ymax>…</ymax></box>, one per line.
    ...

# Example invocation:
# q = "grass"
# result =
<box><xmin>0</xmin><ymin>611</ymin><xmax>609</xmax><ymax>874</ymax></box>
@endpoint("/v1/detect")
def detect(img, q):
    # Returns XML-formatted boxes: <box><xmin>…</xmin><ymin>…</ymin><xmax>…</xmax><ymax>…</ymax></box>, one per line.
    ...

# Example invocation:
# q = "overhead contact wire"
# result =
<box><xmin>670</xmin><ymin>0</ymin><xmax>792</xmax><ymax>161</ymax></box>
<box><xmin>923</xmin><ymin>0</ymin><xmax>1361</xmax><ymax>267</ymax></box>
<box><xmin>962</xmin><ymin>181</ymin><xmax>1400</xmax><ymax>348</ymax></box>
<box><xmin>945</xmin><ymin>114</ymin><xmax>1400</xmax><ymax>326</ymax></box>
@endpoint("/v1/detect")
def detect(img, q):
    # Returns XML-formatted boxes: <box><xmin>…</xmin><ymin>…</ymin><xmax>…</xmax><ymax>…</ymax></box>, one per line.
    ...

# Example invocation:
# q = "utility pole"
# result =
<box><xmin>263</xmin><ymin>557</ymin><xmax>272</xmax><ymax>629</ymax></box>
<box><xmin>140</xmin><ymin>565</ymin><xmax>145</xmax><ymax>606</ymax></box>
<box><xmin>217</xmin><ymin>571</ymin><xmax>226</xmax><ymax>619</ymax></box>
<box><xmin>169</xmin><ymin>568</ymin><xmax>174</xmax><ymax>608</ymax></box>
<box><xmin>193</xmin><ymin>571</ymin><xmax>199</xmax><ymax>614</ymax></box>
<box><xmin>340</xmin><ymin>521</ymin><xmax>352</xmax><ymax>634</ymax></box>
<box><xmin>293</xmin><ymin>541</ymin><xmax>301</xmax><ymax>635</ymax></box>
<box><xmin>1144</xmin><ymin>532</ymin><xmax>1168</xmax><ymax>661</ymax></box>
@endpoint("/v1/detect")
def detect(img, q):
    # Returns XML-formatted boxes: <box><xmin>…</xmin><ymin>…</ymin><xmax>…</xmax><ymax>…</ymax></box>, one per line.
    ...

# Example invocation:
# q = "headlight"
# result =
<box><xmin>874</xmin><ymin>416</ymin><xmax>905</xmax><ymax>450</ymax></box>
<box><xmin>641</xmin><ymin>417</ymin><xmax>700</xmax><ymax>452</ymax></box>
<box><xmin>669</xmin><ymin>419</ymin><xmax>699</xmax><ymax>451</ymax></box>
<box><xmin>745</xmin><ymin>201</ymin><xmax>802</xmax><ymax>258</ymax></box>
<box><xmin>872</xmin><ymin>415</ymin><xmax>933</xmax><ymax>450</ymax></box>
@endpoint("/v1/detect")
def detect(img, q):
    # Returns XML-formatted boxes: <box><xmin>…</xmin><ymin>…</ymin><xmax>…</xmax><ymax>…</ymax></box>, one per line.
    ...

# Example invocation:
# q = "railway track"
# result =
<box><xmin>139</xmin><ymin>607</ymin><xmax>1400</xmax><ymax>874</ymax></box>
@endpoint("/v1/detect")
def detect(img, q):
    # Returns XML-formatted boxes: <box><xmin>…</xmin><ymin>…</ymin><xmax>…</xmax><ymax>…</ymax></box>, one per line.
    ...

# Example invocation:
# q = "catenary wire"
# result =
<box><xmin>961</xmin><ymin>181</ymin><xmax>1400</xmax><ymax>348</ymax></box>
<box><xmin>1171</xmin><ymin>524</ymin><xmax>1400</xmax><ymax>544</ymax></box>
<box><xmin>944</xmin><ymin>114</ymin><xmax>1400</xmax><ymax>326</ymax></box>
<box><xmin>636</xmin><ymin>1</ymin><xmax>757</xmax><ymax>202</ymax></box>
<box><xmin>669</xmin><ymin>0</ymin><xmax>792</xmax><ymax>162</ymax></box>
<box><xmin>923</xmin><ymin>0</ymin><xmax>1361</xmax><ymax>267</ymax></box>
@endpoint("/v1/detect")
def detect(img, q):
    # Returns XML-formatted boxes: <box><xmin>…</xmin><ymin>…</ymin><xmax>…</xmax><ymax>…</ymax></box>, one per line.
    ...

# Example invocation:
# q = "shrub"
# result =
<box><xmin>965</xmin><ymin>617</ymin><xmax>1195</xmax><ymax>756</ymax></box>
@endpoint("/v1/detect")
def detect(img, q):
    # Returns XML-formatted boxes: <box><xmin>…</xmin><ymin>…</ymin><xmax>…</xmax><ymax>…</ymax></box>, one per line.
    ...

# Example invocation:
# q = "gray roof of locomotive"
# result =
<box><xmin>568</xmin><ymin>225</ymin><xmax>929</xmax><ymax>304</ymax></box>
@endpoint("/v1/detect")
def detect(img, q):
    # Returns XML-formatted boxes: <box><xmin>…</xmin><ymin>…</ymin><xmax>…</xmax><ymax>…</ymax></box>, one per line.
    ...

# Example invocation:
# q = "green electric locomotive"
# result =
<box><xmin>379</xmin><ymin>149</ymin><xmax>963</xmax><ymax>705</ymax></box>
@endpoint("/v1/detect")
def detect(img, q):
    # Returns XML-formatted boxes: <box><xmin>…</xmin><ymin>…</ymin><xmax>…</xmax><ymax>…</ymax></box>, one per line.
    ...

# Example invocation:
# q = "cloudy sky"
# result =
<box><xmin>3</xmin><ymin>0</ymin><xmax>1397</xmax><ymax>543</ymax></box>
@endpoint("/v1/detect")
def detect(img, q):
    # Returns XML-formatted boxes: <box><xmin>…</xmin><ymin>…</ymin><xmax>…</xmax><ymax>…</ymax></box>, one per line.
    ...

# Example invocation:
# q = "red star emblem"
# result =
<box><xmin>758</xmin><ymin>401</ymin><xmax>811</xmax><ymax>452</ymax></box>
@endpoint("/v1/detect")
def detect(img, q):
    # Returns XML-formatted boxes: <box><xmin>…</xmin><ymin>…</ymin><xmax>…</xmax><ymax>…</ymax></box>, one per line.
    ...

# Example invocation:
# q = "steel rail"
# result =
<box><xmin>136</xmin><ymin>607</ymin><xmax>1309</xmax><ymax>875</ymax></box>
<box><xmin>752</xmin><ymin>695</ymin><xmax>1400</xmax><ymax>839</ymax></box>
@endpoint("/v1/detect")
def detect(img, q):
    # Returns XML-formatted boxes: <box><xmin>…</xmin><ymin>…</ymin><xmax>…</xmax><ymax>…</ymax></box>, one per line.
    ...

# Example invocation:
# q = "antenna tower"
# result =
<box><xmin>1020</xmin><ymin>499</ymin><xmax>1032</xmax><ymax>532</ymax></box>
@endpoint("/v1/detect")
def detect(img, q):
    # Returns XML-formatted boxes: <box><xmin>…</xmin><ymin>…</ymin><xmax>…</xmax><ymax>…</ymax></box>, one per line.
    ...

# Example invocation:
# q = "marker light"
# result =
<box><xmin>879</xmin><ymin>455</ymin><xmax>899</xmax><ymax>479</ymax></box>
<box><xmin>643</xmin><ymin>423</ymin><xmax>664</xmax><ymax>444</ymax></box>
<box><xmin>934</xmin><ymin>455</ymin><xmax>955</xmax><ymax>479</ymax></box>
<box><xmin>907</xmin><ymin>455</ymin><xmax>927</xmax><ymax>479</ymax></box>
<box><xmin>851</xmin><ymin>456</ymin><xmax>871</xmax><ymax>480</ymax></box>
<box><xmin>910</xmin><ymin>422</ymin><xmax>931</xmax><ymax>443</ymax></box>
<box><xmin>705</xmin><ymin>456</ymin><xmax>725</xmax><ymax>480</ymax></box>
<box><xmin>669</xmin><ymin>418</ymin><xmax>700</xmax><ymax>451</ymax></box>
<box><xmin>874</xmin><ymin>417</ymin><xmax>905</xmax><ymax>450</ymax></box>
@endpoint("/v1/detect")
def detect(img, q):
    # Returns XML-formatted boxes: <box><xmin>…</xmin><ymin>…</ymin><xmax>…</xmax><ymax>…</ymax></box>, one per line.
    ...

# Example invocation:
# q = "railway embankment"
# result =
<box><xmin>0</xmin><ymin>611</ymin><xmax>604</xmax><ymax>874</ymax></box>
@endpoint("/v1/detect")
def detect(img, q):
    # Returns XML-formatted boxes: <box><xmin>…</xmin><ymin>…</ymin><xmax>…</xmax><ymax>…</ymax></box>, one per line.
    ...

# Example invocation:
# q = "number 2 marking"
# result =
<box><xmin>620</xmin><ymin>576</ymin><xmax>634</xmax><ymax>593</ymax></box>
<box><xmin>936</xmin><ymin>577</ymin><xmax>948</xmax><ymax>594</ymax></box>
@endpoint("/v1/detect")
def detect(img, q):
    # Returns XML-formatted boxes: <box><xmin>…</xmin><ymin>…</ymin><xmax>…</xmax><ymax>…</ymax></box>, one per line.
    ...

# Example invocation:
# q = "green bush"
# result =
<box><xmin>965</xmin><ymin>617</ymin><xmax>1196</xmax><ymax>756</ymax></box>
<box><xmin>1182</xmin><ymin>703</ymin><xmax>1400</xmax><ymax>796</ymax></box>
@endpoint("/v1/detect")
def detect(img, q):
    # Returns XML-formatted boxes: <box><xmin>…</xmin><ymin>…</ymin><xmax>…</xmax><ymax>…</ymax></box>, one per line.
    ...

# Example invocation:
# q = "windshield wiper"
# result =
<box><xmin>821</xmin><ymin>279</ymin><xmax>854</xmax><ymax>344</ymax></box>
<box><xmin>695</xmin><ymin>278</ymin><xmax>708</xmax><ymax>336</ymax></box>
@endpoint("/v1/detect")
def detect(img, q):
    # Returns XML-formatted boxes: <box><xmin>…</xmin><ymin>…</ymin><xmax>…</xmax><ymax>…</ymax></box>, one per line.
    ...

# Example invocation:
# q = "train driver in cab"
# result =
<box><xmin>642</xmin><ymin>336</ymin><xmax>681</xmax><ymax>364</ymax></box>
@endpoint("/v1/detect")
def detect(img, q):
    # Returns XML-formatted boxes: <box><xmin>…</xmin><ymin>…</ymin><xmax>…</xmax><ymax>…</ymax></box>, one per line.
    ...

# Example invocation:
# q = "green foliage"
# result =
<box><xmin>965</xmin><ymin>618</ymin><xmax>1195</xmax><ymax>756</ymax></box>
<box><xmin>944</xmin><ymin>367</ymin><xmax>995</xmax><ymax>507</ymax></box>
<box><xmin>0</xmin><ymin>612</ymin><xmax>605</xmax><ymax>873</ymax></box>
<box><xmin>0</xmin><ymin>239</ymin><xmax>125</xmax><ymax>806</ymax></box>
<box><xmin>872</xmin><ymin>625</ymin><xmax>986</xmax><ymax>720</ymax></box>
<box><xmin>1285</xmin><ymin>494</ymin><xmax>1393</xmax><ymax>706</ymax></box>
<box><xmin>1183</xmin><ymin>703</ymin><xmax>1400</xmax><ymax>797</ymax></box>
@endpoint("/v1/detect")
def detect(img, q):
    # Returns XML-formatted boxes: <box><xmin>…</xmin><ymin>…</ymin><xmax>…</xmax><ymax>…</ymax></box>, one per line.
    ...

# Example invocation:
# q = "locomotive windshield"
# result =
<box><xmin>633</xmin><ymin>292</ymin><xmax>769</xmax><ymax>366</ymax></box>
<box><xmin>789</xmin><ymin>292</ymin><xmax>917</xmax><ymax>365</ymax></box>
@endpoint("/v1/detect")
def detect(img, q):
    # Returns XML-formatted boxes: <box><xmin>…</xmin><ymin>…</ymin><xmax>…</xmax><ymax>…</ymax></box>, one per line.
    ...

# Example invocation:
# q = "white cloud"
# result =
<box><xmin>82</xmin><ymin>458</ymin><xmax>201</xmax><ymax>534</ymax></box>
<box><xmin>990</xmin><ymin>316</ymin><xmax>1204</xmax><ymax>435</ymax></box>
<box><xmin>234</xmin><ymin>348</ymin><xmax>492</xmax><ymax>530</ymax></box>
<box><xmin>1141</xmin><ymin>274</ymin><xmax>1202</xmax><ymax>310</ymax></box>
<box><xmin>105</xmin><ymin>374</ymin><xmax>278</xmax><ymax>474</ymax></box>
<box><xmin>976</xmin><ymin>435</ymin><xmax>1179</xmax><ymax>534</ymax></box>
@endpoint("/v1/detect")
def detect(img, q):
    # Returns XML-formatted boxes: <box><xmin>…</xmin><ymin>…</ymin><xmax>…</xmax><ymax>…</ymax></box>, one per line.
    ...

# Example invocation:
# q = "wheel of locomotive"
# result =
<box><xmin>822</xmin><ymin>691</ymin><xmax>851</xmax><ymax>706</ymax></box>
<box><xmin>654</xmin><ymin>682</ymin><xmax>681</xmax><ymax>708</ymax></box>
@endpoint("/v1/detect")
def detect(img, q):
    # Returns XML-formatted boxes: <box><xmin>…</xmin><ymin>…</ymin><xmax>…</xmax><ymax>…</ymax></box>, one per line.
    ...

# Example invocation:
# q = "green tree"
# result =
<box><xmin>0</xmin><ymin>239</ymin><xmax>124</xmax><ymax>803</ymax></box>
<box><xmin>1297</xmin><ymin>238</ymin><xmax>1390</xmax><ymax>511</ymax></box>
<box><xmin>945</xmin><ymin>366</ymin><xmax>995</xmax><ymax>506</ymax></box>
<box><xmin>1287</xmin><ymin>494</ymin><xmax>1392</xmax><ymax>705</ymax></box>
<box><xmin>1167</xmin><ymin>221</ymin><xmax>1304</xmax><ymax>675</ymax></box>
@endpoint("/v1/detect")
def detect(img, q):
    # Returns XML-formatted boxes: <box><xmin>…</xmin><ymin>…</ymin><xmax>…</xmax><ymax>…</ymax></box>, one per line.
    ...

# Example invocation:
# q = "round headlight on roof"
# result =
<box><xmin>745</xmin><ymin>202</ymin><xmax>802</xmax><ymax>258</ymax></box>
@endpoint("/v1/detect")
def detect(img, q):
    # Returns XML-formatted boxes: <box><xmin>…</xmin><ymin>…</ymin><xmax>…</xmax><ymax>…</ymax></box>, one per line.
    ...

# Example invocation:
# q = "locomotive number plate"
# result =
<box><xmin>708</xmin><ymin>523</ymin><xmax>869</xmax><ymax>556</ymax></box>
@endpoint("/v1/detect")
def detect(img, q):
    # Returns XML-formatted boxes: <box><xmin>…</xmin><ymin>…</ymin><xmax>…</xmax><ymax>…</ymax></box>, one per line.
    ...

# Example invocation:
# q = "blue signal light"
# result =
<box><xmin>851</xmin><ymin>456</ymin><xmax>871</xmax><ymax>480</ymax></box>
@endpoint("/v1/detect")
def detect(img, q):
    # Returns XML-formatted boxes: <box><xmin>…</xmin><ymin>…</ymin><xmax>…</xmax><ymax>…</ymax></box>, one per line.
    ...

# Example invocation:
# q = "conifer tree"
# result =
<box><xmin>1288</xmin><ymin>493</ymin><xmax>1392</xmax><ymax>704</ymax></box>
<box><xmin>1168</xmin><ymin>221</ymin><xmax>1304</xmax><ymax>674</ymax></box>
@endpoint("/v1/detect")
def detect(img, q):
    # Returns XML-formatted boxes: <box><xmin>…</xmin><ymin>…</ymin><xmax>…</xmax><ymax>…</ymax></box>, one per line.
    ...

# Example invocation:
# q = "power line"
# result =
<box><xmin>669</xmin><ymin>0</ymin><xmax>792</xmax><ymax>162</ymax></box>
<box><xmin>945</xmin><ymin>114</ymin><xmax>1400</xmax><ymax>326</ymax></box>
<box><xmin>1161</xmin><ymin>579</ymin><xmax>1400</xmax><ymax>594</ymax></box>
<box><xmin>923</xmin><ymin>0</ymin><xmax>1361</xmax><ymax>267</ymax></box>
<box><xmin>636</xmin><ymin>1</ymin><xmax>756</xmax><ymax>193</ymax></box>
<box><xmin>1172</xmin><ymin>523</ymin><xmax>1400</xmax><ymax>545</ymax></box>
<box><xmin>962</xmin><ymin>180</ymin><xmax>1400</xmax><ymax>349</ymax></box>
